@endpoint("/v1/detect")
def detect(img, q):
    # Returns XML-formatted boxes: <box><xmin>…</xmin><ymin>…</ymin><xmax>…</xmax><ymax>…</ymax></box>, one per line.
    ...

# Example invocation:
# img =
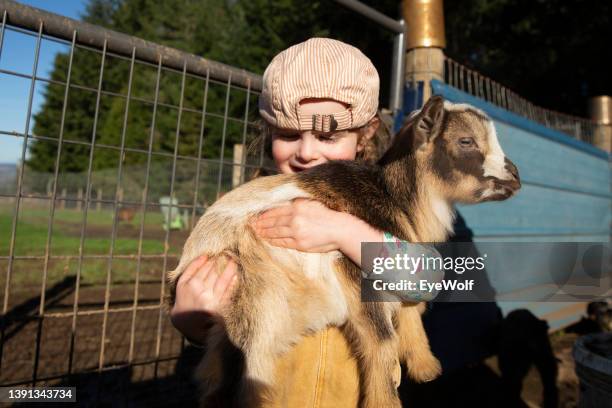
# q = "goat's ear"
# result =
<box><xmin>414</xmin><ymin>96</ymin><xmax>445</xmax><ymax>148</ymax></box>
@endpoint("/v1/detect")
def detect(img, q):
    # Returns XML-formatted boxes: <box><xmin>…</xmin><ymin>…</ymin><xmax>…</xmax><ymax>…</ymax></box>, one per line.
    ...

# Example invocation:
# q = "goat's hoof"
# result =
<box><xmin>407</xmin><ymin>354</ymin><xmax>442</xmax><ymax>382</ymax></box>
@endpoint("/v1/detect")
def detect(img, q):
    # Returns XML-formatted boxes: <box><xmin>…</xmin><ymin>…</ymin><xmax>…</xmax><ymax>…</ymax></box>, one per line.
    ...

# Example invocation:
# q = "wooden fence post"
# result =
<box><xmin>97</xmin><ymin>188</ymin><xmax>102</xmax><ymax>212</ymax></box>
<box><xmin>77</xmin><ymin>188</ymin><xmax>83</xmax><ymax>211</ymax></box>
<box><xmin>232</xmin><ymin>144</ymin><xmax>245</xmax><ymax>188</ymax></box>
<box><xmin>61</xmin><ymin>188</ymin><xmax>67</xmax><ymax>210</ymax></box>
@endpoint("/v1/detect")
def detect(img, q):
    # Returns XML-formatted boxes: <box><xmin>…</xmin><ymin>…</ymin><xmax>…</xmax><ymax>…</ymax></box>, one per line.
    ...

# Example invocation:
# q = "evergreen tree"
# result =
<box><xmin>444</xmin><ymin>0</ymin><xmax>610</xmax><ymax>117</ymax></box>
<box><xmin>29</xmin><ymin>0</ymin><xmax>122</xmax><ymax>174</ymax></box>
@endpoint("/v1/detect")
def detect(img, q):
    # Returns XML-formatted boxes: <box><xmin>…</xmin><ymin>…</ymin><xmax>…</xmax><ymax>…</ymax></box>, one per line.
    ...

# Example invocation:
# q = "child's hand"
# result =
<box><xmin>170</xmin><ymin>255</ymin><xmax>238</xmax><ymax>345</ymax></box>
<box><xmin>252</xmin><ymin>198</ymin><xmax>382</xmax><ymax>266</ymax></box>
<box><xmin>251</xmin><ymin>198</ymin><xmax>347</xmax><ymax>253</ymax></box>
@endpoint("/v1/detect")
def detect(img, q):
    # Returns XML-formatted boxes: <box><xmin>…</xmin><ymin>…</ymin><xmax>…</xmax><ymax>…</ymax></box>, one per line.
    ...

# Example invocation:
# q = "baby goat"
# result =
<box><xmin>168</xmin><ymin>96</ymin><xmax>521</xmax><ymax>408</ymax></box>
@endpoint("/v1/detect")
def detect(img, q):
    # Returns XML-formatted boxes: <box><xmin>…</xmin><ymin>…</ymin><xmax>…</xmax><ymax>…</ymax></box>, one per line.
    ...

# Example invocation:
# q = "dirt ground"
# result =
<box><xmin>1</xmin><ymin>281</ymin><xmax>201</xmax><ymax>407</ymax></box>
<box><xmin>2</xmin><ymin>283</ymin><xmax>588</xmax><ymax>408</ymax></box>
<box><xmin>397</xmin><ymin>326</ymin><xmax>585</xmax><ymax>408</ymax></box>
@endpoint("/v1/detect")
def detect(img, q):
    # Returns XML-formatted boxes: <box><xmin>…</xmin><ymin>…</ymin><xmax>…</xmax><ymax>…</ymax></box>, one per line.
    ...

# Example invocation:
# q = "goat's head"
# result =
<box><xmin>398</xmin><ymin>96</ymin><xmax>521</xmax><ymax>203</ymax></box>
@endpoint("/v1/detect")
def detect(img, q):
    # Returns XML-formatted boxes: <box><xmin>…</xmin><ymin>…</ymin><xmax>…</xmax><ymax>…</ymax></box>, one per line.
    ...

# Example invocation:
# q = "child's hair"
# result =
<box><xmin>247</xmin><ymin>112</ymin><xmax>392</xmax><ymax>178</ymax></box>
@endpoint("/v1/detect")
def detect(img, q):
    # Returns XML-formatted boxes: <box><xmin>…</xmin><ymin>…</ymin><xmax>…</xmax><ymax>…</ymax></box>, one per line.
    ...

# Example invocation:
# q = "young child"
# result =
<box><xmin>171</xmin><ymin>37</ymin><xmax>415</xmax><ymax>407</ymax></box>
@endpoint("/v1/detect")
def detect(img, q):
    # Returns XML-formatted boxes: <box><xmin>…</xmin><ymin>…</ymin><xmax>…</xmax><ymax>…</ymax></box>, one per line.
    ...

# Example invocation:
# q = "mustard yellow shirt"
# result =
<box><xmin>264</xmin><ymin>326</ymin><xmax>401</xmax><ymax>408</ymax></box>
<box><xmin>264</xmin><ymin>327</ymin><xmax>360</xmax><ymax>408</ymax></box>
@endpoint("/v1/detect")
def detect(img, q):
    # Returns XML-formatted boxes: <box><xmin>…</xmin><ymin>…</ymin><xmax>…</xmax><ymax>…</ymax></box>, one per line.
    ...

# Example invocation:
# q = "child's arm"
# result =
<box><xmin>170</xmin><ymin>256</ymin><xmax>238</xmax><ymax>345</ymax></box>
<box><xmin>252</xmin><ymin>198</ymin><xmax>386</xmax><ymax>267</ymax></box>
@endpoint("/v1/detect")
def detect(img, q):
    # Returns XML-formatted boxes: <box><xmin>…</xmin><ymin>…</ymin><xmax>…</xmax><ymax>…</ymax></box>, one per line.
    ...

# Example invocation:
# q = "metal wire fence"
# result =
<box><xmin>0</xmin><ymin>1</ymin><xmax>264</xmax><ymax>396</ymax></box>
<box><xmin>444</xmin><ymin>57</ymin><xmax>597</xmax><ymax>144</ymax></box>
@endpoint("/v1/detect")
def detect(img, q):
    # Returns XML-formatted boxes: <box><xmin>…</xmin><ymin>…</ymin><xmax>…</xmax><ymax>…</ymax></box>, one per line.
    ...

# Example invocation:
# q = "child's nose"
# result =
<box><xmin>295</xmin><ymin>137</ymin><xmax>317</xmax><ymax>162</ymax></box>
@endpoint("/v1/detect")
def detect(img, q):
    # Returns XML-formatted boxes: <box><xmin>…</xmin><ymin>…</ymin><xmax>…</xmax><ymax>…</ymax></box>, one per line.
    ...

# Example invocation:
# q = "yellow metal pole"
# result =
<box><xmin>588</xmin><ymin>96</ymin><xmax>611</xmax><ymax>152</ymax></box>
<box><xmin>403</xmin><ymin>0</ymin><xmax>446</xmax><ymax>102</ymax></box>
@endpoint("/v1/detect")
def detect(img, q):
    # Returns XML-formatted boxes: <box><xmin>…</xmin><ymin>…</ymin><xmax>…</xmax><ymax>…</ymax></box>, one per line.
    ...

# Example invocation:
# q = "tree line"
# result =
<box><xmin>27</xmin><ymin>0</ymin><xmax>609</xmax><ymax>203</ymax></box>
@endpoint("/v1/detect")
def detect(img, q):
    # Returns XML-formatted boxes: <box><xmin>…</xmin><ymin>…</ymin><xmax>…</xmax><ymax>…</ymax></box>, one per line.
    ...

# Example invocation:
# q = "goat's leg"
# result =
<box><xmin>195</xmin><ymin>270</ymin><xmax>281</xmax><ymax>406</ymax></box>
<box><xmin>197</xmin><ymin>328</ymin><xmax>279</xmax><ymax>407</ymax></box>
<box><xmin>345</xmin><ymin>303</ymin><xmax>402</xmax><ymax>408</ymax></box>
<box><xmin>396</xmin><ymin>303</ymin><xmax>441</xmax><ymax>382</ymax></box>
<box><xmin>195</xmin><ymin>324</ymin><xmax>274</xmax><ymax>408</ymax></box>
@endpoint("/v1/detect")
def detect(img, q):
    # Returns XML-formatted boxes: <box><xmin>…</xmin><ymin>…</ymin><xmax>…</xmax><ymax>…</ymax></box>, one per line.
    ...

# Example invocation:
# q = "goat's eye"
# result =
<box><xmin>458</xmin><ymin>137</ymin><xmax>475</xmax><ymax>148</ymax></box>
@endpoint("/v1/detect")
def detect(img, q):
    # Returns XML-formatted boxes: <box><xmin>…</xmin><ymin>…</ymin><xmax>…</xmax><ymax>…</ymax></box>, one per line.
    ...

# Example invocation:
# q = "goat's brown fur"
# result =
<box><xmin>167</xmin><ymin>96</ymin><xmax>521</xmax><ymax>407</ymax></box>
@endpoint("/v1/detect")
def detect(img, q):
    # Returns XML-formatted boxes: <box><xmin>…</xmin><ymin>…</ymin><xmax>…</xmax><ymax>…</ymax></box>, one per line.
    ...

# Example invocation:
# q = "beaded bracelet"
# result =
<box><xmin>377</xmin><ymin>231</ymin><xmax>444</xmax><ymax>302</ymax></box>
<box><xmin>383</xmin><ymin>231</ymin><xmax>406</xmax><ymax>248</ymax></box>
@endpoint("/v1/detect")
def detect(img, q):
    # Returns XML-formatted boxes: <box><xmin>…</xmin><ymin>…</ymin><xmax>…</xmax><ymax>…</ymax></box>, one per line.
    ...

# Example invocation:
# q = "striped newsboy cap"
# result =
<box><xmin>259</xmin><ymin>38</ymin><xmax>380</xmax><ymax>132</ymax></box>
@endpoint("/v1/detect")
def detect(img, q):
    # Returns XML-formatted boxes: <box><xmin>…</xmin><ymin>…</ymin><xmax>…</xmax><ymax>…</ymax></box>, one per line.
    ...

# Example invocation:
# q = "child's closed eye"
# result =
<box><xmin>317</xmin><ymin>135</ymin><xmax>335</xmax><ymax>143</ymax></box>
<box><xmin>316</xmin><ymin>132</ymin><xmax>342</xmax><ymax>143</ymax></box>
<box><xmin>273</xmin><ymin>132</ymin><xmax>300</xmax><ymax>141</ymax></box>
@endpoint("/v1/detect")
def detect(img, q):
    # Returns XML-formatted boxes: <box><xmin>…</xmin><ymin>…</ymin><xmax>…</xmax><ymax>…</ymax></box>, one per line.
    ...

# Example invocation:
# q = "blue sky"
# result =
<box><xmin>0</xmin><ymin>0</ymin><xmax>88</xmax><ymax>164</ymax></box>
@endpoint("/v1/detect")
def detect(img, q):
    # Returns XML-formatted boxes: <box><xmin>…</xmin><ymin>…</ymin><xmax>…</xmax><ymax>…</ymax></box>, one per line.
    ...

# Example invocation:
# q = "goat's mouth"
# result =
<box><xmin>478</xmin><ymin>178</ymin><xmax>521</xmax><ymax>202</ymax></box>
<box><xmin>482</xmin><ymin>188</ymin><xmax>513</xmax><ymax>201</ymax></box>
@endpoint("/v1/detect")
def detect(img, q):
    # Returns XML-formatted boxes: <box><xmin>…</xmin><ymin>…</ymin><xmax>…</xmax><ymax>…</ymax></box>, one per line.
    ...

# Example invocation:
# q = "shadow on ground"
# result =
<box><xmin>10</xmin><ymin>346</ymin><xmax>202</xmax><ymax>407</ymax></box>
<box><xmin>399</xmin><ymin>308</ymin><xmax>562</xmax><ymax>408</ymax></box>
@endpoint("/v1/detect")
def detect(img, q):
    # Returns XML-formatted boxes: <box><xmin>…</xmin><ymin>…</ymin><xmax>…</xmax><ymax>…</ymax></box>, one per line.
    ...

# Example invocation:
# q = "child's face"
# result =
<box><xmin>271</xmin><ymin>100</ymin><xmax>364</xmax><ymax>174</ymax></box>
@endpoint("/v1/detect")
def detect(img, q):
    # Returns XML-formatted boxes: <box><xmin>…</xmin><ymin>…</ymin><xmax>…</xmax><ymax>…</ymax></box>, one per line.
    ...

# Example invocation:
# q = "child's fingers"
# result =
<box><xmin>254</xmin><ymin>215</ymin><xmax>293</xmax><ymax>230</ymax></box>
<box><xmin>198</xmin><ymin>258</ymin><xmax>219</xmax><ymax>289</ymax></box>
<box><xmin>256</xmin><ymin>204</ymin><xmax>293</xmax><ymax>220</ymax></box>
<box><xmin>256</xmin><ymin>225</ymin><xmax>294</xmax><ymax>239</ymax></box>
<box><xmin>213</xmin><ymin>260</ymin><xmax>238</xmax><ymax>298</ymax></box>
<box><xmin>265</xmin><ymin>237</ymin><xmax>297</xmax><ymax>249</ymax></box>
<box><xmin>220</xmin><ymin>275</ymin><xmax>238</xmax><ymax>305</ymax></box>
<box><xmin>178</xmin><ymin>255</ymin><xmax>208</xmax><ymax>284</ymax></box>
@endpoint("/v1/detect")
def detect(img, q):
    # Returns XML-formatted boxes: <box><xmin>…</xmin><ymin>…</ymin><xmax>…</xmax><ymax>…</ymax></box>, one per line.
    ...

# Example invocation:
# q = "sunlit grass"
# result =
<box><xmin>0</xmin><ymin>204</ymin><xmax>184</xmax><ymax>285</ymax></box>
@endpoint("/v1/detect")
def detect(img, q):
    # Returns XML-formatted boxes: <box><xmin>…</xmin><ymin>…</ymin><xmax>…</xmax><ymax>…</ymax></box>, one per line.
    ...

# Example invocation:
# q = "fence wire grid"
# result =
<box><xmin>0</xmin><ymin>3</ymin><xmax>264</xmax><ymax>399</ymax></box>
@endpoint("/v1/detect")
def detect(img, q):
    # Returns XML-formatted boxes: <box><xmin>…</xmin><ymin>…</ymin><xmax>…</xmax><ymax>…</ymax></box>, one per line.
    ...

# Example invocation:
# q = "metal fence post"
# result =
<box><xmin>589</xmin><ymin>96</ymin><xmax>612</xmax><ymax>152</ymax></box>
<box><xmin>402</xmin><ymin>0</ymin><xmax>446</xmax><ymax>104</ymax></box>
<box><xmin>390</xmin><ymin>19</ymin><xmax>406</xmax><ymax>115</ymax></box>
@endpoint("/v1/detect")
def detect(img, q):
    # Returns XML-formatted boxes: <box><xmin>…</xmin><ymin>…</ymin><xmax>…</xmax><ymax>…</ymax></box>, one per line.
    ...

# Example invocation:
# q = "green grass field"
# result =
<box><xmin>0</xmin><ymin>202</ymin><xmax>184</xmax><ymax>285</ymax></box>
